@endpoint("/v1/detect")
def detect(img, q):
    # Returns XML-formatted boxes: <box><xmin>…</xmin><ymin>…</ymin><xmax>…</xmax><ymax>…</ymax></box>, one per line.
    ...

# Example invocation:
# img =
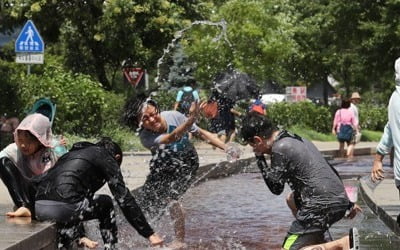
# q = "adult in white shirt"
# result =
<box><xmin>348</xmin><ymin>92</ymin><xmax>362</xmax><ymax>158</ymax></box>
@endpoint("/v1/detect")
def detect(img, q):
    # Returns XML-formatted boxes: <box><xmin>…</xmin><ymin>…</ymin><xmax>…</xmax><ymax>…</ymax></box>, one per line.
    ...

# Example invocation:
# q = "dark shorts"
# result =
<box><xmin>134</xmin><ymin>147</ymin><xmax>199</xmax><ymax>219</ymax></box>
<box><xmin>282</xmin><ymin>231</ymin><xmax>325</xmax><ymax>250</ymax></box>
<box><xmin>283</xmin><ymin>204</ymin><xmax>347</xmax><ymax>249</ymax></box>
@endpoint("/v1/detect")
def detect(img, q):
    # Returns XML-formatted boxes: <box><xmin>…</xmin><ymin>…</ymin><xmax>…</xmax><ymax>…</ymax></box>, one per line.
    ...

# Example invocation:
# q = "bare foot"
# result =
<box><xmin>78</xmin><ymin>237</ymin><xmax>99</xmax><ymax>249</ymax></box>
<box><xmin>6</xmin><ymin>216</ymin><xmax>32</xmax><ymax>225</ymax></box>
<box><xmin>6</xmin><ymin>207</ymin><xmax>31</xmax><ymax>217</ymax></box>
<box><xmin>167</xmin><ymin>240</ymin><xmax>186</xmax><ymax>249</ymax></box>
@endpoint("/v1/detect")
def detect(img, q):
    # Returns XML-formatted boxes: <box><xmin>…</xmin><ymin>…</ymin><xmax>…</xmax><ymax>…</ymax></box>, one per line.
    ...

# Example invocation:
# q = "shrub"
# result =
<box><xmin>359</xmin><ymin>103</ymin><xmax>387</xmax><ymax>131</ymax></box>
<box><xmin>268</xmin><ymin>101</ymin><xmax>332</xmax><ymax>133</ymax></box>
<box><xmin>18</xmin><ymin>65</ymin><xmax>122</xmax><ymax>136</ymax></box>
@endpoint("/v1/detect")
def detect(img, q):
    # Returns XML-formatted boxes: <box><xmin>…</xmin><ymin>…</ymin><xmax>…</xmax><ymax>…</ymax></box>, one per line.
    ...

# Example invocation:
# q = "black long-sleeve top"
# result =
<box><xmin>35</xmin><ymin>142</ymin><xmax>154</xmax><ymax>238</ymax></box>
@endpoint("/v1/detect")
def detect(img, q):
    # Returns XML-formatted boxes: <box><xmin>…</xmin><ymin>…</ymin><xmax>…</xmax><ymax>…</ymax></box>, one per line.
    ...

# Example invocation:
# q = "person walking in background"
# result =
<box><xmin>332</xmin><ymin>99</ymin><xmax>359</xmax><ymax>159</ymax></box>
<box><xmin>371</xmin><ymin>57</ymin><xmax>400</xmax><ymax>227</ymax></box>
<box><xmin>124</xmin><ymin>97</ymin><xmax>226</xmax><ymax>248</ymax></box>
<box><xmin>239</xmin><ymin>112</ymin><xmax>361</xmax><ymax>250</ymax></box>
<box><xmin>173</xmin><ymin>79</ymin><xmax>200</xmax><ymax>117</ymax></box>
<box><xmin>209</xmin><ymin>89</ymin><xmax>241</xmax><ymax>143</ymax></box>
<box><xmin>349</xmin><ymin>92</ymin><xmax>362</xmax><ymax>152</ymax></box>
<box><xmin>249</xmin><ymin>95</ymin><xmax>267</xmax><ymax>115</ymax></box>
<box><xmin>174</xmin><ymin>80</ymin><xmax>200</xmax><ymax>140</ymax></box>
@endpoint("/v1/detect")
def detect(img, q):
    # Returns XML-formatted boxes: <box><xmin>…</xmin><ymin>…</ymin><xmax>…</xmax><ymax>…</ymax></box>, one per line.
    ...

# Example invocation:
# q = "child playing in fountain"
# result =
<box><xmin>239</xmin><ymin>112</ymin><xmax>362</xmax><ymax>250</ymax></box>
<box><xmin>0</xmin><ymin>113</ymin><xmax>59</xmax><ymax>218</ymax></box>
<box><xmin>0</xmin><ymin>113</ymin><xmax>97</xmax><ymax>248</ymax></box>
<box><xmin>34</xmin><ymin>137</ymin><xmax>164</xmax><ymax>249</ymax></box>
<box><xmin>124</xmin><ymin>96</ymin><xmax>227</xmax><ymax>248</ymax></box>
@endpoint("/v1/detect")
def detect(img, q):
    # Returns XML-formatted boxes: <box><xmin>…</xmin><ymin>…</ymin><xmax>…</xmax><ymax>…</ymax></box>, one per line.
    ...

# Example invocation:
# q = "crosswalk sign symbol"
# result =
<box><xmin>15</xmin><ymin>20</ymin><xmax>44</xmax><ymax>53</ymax></box>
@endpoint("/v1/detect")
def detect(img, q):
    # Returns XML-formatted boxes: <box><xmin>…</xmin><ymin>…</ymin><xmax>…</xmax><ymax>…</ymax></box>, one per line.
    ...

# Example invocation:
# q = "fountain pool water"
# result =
<box><xmin>84</xmin><ymin>156</ymin><xmax>400</xmax><ymax>249</ymax></box>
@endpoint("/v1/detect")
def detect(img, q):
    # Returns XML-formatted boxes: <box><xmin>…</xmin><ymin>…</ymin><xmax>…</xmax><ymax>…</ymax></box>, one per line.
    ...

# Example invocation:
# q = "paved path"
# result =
<box><xmin>1</xmin><ymin>140</ymin><xmax>398</xmax><ymax>249</ymax></box>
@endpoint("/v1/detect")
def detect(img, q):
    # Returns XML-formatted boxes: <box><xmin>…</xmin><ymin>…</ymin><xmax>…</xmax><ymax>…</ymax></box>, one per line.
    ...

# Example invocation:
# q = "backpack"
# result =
<box><xmin>178</xmin><ymin>89</ymin><xmax>195</xmax><ymax>116</ymax></box>
<box><xmin>250</xmin><ymin>100</ymin><xmax>265</xmax><ymax>115</ymax></box>
<box><xmin>337</xmin><ymin>124</ymin><xmax>353</xmax><ymax>142</ymax></box>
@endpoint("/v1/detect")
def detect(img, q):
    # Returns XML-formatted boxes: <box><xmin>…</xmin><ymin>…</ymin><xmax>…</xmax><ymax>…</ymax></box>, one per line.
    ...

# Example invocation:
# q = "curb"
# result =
<box><xmin>359</xmin><ymin>177</ymin><xmax>400</xmax><ymax>236</ymax></box>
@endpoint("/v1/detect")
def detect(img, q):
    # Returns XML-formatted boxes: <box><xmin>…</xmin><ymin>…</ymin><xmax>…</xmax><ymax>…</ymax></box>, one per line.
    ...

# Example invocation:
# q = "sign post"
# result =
<box><xmin>15</xmin><ymin>20</ymin><xmax>45</xmax><ymax>73</ymax></box>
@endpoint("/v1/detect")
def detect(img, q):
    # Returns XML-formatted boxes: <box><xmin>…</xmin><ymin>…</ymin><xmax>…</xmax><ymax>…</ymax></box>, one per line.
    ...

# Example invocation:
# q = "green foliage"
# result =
<box><xmin>268</xmin><ymin>101</ymin><xmax>387</xmax><ymax>137</ymax></box>
<box><xmin>167</xmin><ymin>43</ymin><xmax>196</xmax><ymax>87</ymax></box>
<box><xmin>152</xmin><ymin>90</ymin><xmax>176</xmax><ymax>111</ymax></box>
<box><xmin>359</xmin><ymin>103</ymin><xmax>388</xmax><ymax>131</ymax></box>
<box><xmin>360</xmin><ymin>129</ymin><xmax>383</xmax><ymax>142</ymax></box>
<box><xmin>268</xmin><ymin>101</ymin><xmax>332</xmax><ymax>133</ymax></box>
<box><xmin>17</xmin><ymin>64</ymin><xmax>123</xmax><ymax>136</ymax></box>
<box><xmin>288</xmin><ymin>125</ymin><xmax>336</xmax><ymax>142</ymax></box>
<box><xmin>185</xmin><ymin>0</ymin><xmax>297</xmax><ymax>88</ymax></box>
<box><xmin>289</xmin><ymin>126</ymin><xmax>382</xmax><ymax>142</ymax></box>
<box><xmin>0</xmin><ymin>59</ymin><xmax>24</xmax><ymax>116</ymax></box>
<box><xmin>3</xmin><ymin>0</ymin><xmax>217</xmax><ymax>89</ymax></box>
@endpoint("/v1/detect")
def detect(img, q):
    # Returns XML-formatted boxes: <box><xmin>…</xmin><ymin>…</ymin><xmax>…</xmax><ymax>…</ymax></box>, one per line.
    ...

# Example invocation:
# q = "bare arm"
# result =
<box><xmin>159</xmin><ymin>102</ymin><xmax>199</xmax><ymax>144</ymax></box>
<box><xmin>230</xmin><ymin>108</ymin><xmax>242</xmax><ymax>117</ymax></box>
<box><xmin>194</xmin><ymin>127</ymin><xmax>226</xmax><ymax>151</ymax></box>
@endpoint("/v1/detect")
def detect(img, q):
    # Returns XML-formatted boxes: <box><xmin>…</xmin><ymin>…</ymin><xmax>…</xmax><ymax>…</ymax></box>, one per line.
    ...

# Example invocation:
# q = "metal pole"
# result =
<box><xmin>27</xmin><ymin>64</ymin><xmax>31</xmax><ymax>75</ymax></box>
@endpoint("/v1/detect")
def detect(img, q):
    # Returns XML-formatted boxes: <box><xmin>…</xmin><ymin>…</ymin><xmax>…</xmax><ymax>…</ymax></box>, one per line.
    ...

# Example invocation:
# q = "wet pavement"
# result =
<box><xmin>1</xmin><ymin>140</ymin><xmax>399</xmax><ymax>249</ymax></box>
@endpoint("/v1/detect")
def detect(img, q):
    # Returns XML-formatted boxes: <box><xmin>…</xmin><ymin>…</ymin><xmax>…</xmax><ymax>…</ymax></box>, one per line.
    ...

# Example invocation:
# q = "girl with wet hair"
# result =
<box><xmin>125</xmin><ymin>96</ymin><xmax>227</xmax><ymax>248</ymax></box>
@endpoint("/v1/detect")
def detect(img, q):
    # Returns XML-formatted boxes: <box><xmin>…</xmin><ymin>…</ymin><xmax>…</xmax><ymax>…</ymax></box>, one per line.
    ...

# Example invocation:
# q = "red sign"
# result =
<box><xmin>285</xmin><ymin>86</ymin><xmax>307</xmax><ymax>102</ymax></box>
<box><xmin>123</xmin><ymin>68</ymin><xmax>145</xmax><ymax>88</ymax></box>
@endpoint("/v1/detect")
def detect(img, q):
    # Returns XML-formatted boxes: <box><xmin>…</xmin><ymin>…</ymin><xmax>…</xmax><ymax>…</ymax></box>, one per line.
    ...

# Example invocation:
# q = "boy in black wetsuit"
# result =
<box><xmin>34</xmin><ymin>137</ymin><xmax>163</xmax><ymax>249</ymax></box>
<box><xmin>239</xmin><ymin>113</ymin><xmax>361</xmax><ymax>250</ymax></box>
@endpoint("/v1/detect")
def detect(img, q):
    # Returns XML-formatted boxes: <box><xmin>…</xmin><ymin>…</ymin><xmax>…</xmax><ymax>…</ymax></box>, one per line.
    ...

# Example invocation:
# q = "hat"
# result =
<box><xmin>351</xmin><ymin>92</ymin><xmax>361</xmax><ymax>100</ymax></box>
<box><xmin>14</xmin><ymin>113</ymin><xmax>53</xmax><ymax>148</ymax></box>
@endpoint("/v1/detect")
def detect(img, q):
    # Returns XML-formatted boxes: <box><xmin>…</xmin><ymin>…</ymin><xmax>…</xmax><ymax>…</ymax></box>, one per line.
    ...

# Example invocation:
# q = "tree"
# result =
<box><xmin>185</xmin><ymin>0</ymin><xmax>298</xmax><ymax>89</ymax></box>
<box><xmin>167</xmin><ymin>43</ymin><xmax>196</xmax><ymax>88</ymax></box>
<box><xmin>1</xmin><ymin>0</ymin><xmax>217</xmax><ymax>90</ymax></box>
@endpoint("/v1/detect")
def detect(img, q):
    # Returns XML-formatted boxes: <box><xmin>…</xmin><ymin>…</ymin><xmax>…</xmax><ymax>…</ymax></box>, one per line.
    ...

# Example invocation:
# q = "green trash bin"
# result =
<box><xmin>29</xmin><ymin>98</ymin><xmax>57</xmax><ymax>126</ymax></box>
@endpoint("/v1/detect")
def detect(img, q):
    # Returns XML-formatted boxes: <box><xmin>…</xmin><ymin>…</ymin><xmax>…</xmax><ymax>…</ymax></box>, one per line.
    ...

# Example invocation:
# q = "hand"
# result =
<box><xmin>148</xmin><ymin>233</ymin><xmax>163</xmax><ymax>247</ymax></box>
<box><xmin>371</xmin><ymin>159</ymin><xmax>385</xmax><ymax>182</ymax></box>
<box><xmin>59</xmin><ymin>134</ymin><xmax>68</xmax><ymax>146</ymax></box>
<box><xmin>346</xmin><ymin>203</ymin><xmax>362</xmax><ymax>219</ymax></box>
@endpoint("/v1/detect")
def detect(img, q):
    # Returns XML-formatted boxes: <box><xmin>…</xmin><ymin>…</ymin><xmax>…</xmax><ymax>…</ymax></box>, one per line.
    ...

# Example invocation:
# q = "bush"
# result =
<box><xmin>268</xmin><ymin>101</ymin><xmax>332</xmax><ymax>133</ymax></box>
<box><xmin>18</xmin><ymin>64</ymin><xmax>123</xmax><ymax>137</ymax></box>
<box><xmin>359</xmin><ymin>103</ymin><xmax>387</xmax><ymax>131</ymax></box>
<box><xmin>0</xmin><ymin>60</ymin><xmax>25</xmax><ymax>116</ymax></box>
<box><xmin>268</xmin><ymin>101</ymin><xmax>388</xmax><ymax>135</ymax></box>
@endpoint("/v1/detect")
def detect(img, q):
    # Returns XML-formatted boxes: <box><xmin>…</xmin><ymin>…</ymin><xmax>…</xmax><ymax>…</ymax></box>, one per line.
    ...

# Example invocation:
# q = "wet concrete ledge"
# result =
<box><xmin>359</xmin><ymin>177</ymin><xmax>400</xmax><ymax>236</ymax></box>
<box><xmin>0</xmin><ymin>144</ymin><xmax>378</xmax><ymax>249</ymax></box>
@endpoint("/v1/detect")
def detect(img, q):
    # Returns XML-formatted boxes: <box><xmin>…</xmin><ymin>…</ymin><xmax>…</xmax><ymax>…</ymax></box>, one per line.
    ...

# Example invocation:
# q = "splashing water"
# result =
<box><xmin>154</xmin><ymin>19</ymin><xmax>231</xmax><ymax>84</ymax></box>
<box><xmin>225</xmin><ymin>142</ymin><xmax>242</xmax><ymax>163</ymax></box>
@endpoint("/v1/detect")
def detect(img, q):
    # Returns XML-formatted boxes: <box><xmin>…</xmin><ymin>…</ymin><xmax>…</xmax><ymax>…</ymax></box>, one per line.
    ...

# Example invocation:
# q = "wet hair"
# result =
<box><xmin>96</xmin><ymin>137</ymin><xmax>123</xmax><ymax>166</ymax></box>
<box><xmin>239</xmin><ymin>112</ymin><xmax>277</xmax><ymax>144</ymax></box>
<box><xmin>341</xmin><ymin>99</ymin><xmax>351</xmax><ymax>109</ymax></box>
<box><xmin>122</xmin><ymin>94</ymin><xmax>159</xmax><ymax>130</ymax></box>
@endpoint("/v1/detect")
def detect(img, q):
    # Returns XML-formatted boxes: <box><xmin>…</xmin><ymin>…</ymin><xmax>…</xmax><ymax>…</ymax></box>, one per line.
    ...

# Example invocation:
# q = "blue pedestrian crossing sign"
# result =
<box><xmin>15</xmin><ymin>20</ymin><xmax>44</xmax><ymax>53</ymax></box>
